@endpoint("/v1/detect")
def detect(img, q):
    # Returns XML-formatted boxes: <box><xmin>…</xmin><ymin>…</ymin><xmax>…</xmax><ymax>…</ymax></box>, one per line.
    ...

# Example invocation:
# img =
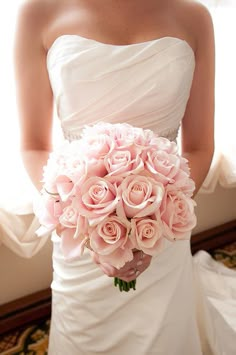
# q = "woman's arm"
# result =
<box><xmin>14</xmin><ymin>1</ymin><xmax>53</xmax><ymax>191</ymax></box>
<box><xmin>181</xmin><ymin>3</ymin><xmax>215</xmax><ymax>195</ymax></box>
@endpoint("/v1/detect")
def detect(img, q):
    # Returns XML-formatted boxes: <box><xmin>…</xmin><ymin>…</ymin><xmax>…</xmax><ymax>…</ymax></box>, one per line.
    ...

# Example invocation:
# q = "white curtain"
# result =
<box><xmin>0</xmin><ymin>0</ymin><xmax>235</xmax><ymax>255</ymax></box>
<box><xmin>199</xmin><ymin>0</ymin><xmax>236</xmax><ymax>192</ymax></box>
<box><xmin>0</xmin><ymin>1</ymin><xmax>52</xmax><ymax>255</ymax></box>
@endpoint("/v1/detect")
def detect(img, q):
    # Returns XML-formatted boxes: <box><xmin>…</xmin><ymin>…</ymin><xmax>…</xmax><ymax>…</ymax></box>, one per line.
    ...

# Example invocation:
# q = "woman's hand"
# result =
<box><xmin>92</xmin><ymin>250</ymin><xmax>152</xmax><ymax>282</ymax></box>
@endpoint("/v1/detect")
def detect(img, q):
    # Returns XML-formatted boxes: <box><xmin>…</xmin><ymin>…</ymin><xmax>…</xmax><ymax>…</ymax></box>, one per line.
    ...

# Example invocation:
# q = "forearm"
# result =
<box><xmin>182</xmin><ymin>148</ymin><xmax>214</xmax><ymax>196</ymax></box>
<box><xmin>21</xmin><ymin>150</ymin><xmax>51</xmax><ymax>191</ymax></box>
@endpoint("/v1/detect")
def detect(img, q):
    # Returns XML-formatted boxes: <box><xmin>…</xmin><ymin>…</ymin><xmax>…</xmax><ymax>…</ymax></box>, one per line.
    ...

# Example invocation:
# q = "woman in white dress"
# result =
<box><xmin>14</xmin><ymin>0</ymin><xmax>216</xmax><ymax>354</ymax></box>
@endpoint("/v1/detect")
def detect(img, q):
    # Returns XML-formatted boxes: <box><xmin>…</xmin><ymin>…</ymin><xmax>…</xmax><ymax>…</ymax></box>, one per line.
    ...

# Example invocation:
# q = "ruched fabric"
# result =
<box><xmin>47</xmin><ymin>35</ymin><xmax>195</xmax><ymax>141</ymax></box>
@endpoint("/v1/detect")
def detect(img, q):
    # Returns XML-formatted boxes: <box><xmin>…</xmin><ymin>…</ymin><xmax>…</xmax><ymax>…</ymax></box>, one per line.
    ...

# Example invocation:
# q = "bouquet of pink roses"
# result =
<box><xmin>34</xmin><ymin>122</ymin><xmax>196</xmax><ymax>292</ymax></box>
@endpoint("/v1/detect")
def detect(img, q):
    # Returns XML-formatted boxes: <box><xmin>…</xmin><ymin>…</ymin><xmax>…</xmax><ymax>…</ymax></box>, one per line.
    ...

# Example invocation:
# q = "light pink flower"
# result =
<box><xmin>60</xmin><ymin>212</ymin><xmax>91</xmax><ymax>258</ymax></box>
<box><xmin>170</xmin><ymin>156</ymin><xmax>195</xmax><ymax>196</ymax></box>
<box><xmin>112</xmin><ymin>125</ymin><xmax>146</xmax><ymax>148</ymax></box>
<box><xmin>42</xmin><ymin>160</ymin><xmax>65</xmax><ymax>194</ymax></box>
<box><xmin>179</xmin><ymin>156</ymin><xmax>191</xmax><ymax>175</ymax></box>
<box><xmin>80</xmin><ymin>134</ymin><xmax>115</xmax><ymax>159</ymax></box>
<box><xmin>160</xmin><ymin>188</ymin><xmax>197</xmax><ymax>241</ymax></box>
<box><xmin>84</xmin><ymin>123</ymin><xmax>152</xmax><ymax>149</ymax></box>
<box><xmin>172</xmin><ymin>171</ymin><xmax>196</xmax><ymax>197</ymax></box>
<box><xmin>104</xmin><ymin>146</ymin><xmax>143</xmax><ymax>176</ymax></box>
<box><xmin>111</xmin><ymin>124</ymin><xmax>158</xmax><ymax>149</ymax></box>
<box><xmin>67</xmin><ymin>156</ymin><xmax>107</xmax><ymax>182</ymax></box>
<box><xmin>66</xmin><ymin>157</ymin><xmax>88</xmax><ymax>183</ymax></box>
<box><xmin>145</xmin><ymin>150</ymin><xmax>181</xmax><ymax>185</ymax></box>
<box><xmin>90</xmin><ymin>216</ymin><xmax>133</xmax><ymax>269</ymax></box>
<box><xmin>136</xmin><ymin>128</ymin><xmax>156</xmax><ymax>146</ymax></box>
<box><xmin>35</xmin><ymin>122</ymin><xmax>197</xmax><ymax>269</ymax></box>
<box><xmin>130</xmin><ymin>218</ymin><xmax>164</xmax><ymax>256</ymax></box>
<box><xmin>54</xmin><ymin>175</ymin><xmax>75</xmax><ymax>201</ymax></box>
<box><xmin>149</xmin><ymin>137</ymin><xmax>178</xmax><ymax>154</ymax></box>
<box><xmin>86</xmin><ymin>158</ymin><xmax>107</xmax><ymax>178</ymax></box>
<box><xmin>76</xmin><ymin>177</ymin><xmax>120</xmax><ymax>226</ymax></box>
<box><xmin>61</xmin><ymin>227</ymin><xmax>88</xmax><ymax>259</ymax></box>
<box><xmin>117</xmin><ymin>175</ymin><xmax>164</xmax><ymax>219</ymax></box>
<box><xmin>43</xmin><ymin>150</ymin><xmax>87</xmax><ymax>194</ymax></box>
<box><xmin>59</xmin><ymin>205</ymin><xmax>79</xmax><ymax>228</ymax></box>
<box><xmin>34</xmin><ymin>194</ymin><xmax>65</xmax><ymax>230</ymax></box>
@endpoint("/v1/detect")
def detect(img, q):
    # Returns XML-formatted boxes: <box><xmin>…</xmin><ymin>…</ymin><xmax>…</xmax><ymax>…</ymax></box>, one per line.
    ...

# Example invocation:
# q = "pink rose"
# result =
<box><xmin>61</xmin><ymin>227</ymin><xmax>89</xmax><ymax>259</ymax></box>
<box><xmin>76</xmin><ymin>177</ymin><xmax>120</xmax><ymax>226</ymax></box>
<box><xmin>179</xmin><ymin>156</ymin><xmax>191</xmax><ymax>175</ymax></box>
<box><xmin>130</xmin><ymin>218</ymin><xmax>164</xmax><ymax>256</ymax></box>
<box><xmin>34</xmin><ymin>194</ymin><xmax>65</xmax><ymax>230</ymax></box>
<box><xmin>66</xmin><ymin>157</ymin><xmax>87</xmax><ymax>183</ymax></box>
<box><xmin>136</xmin><ymin>128</ymin><xmax>156</xmax><ymax>146</ymax></box>
<box><xmin>54</xmin><ymin>175</ymin><xmax>75</xmax><ymax>201</ymax></box>
<box><xmin>43</xmin><ymin>152</ymin><xmax>87</xmax><ymax>195</ymax></box>
<box><xmin>90</xmin><ymin>216</ymin><xmax>133</xmax><ymax>269</ymax></box>
<box><xmin>110</xmin><ymin>124</ymin><xmax>157</xmax><ymax>149</ymax></box>
<box><xmin>82</xmin><ymin>123</ymin><xmax>152</xmax><ymax>148</ymax></box>
<box><xmin>59</xmin><ymin>205</ymin><xmax>79</xmax><ymax>228</ymax></box>
<box><xmin>112</xmin><ymin>125</ymin><xmax>146</xmax><ymax>148</ymax></box>
<box><xmin>86</xmin><ymin>158</ymin><xmax>107</xmax><ymax>178</ymax></box>
<box><xmin>60</xmin><ymin>213</ymin><xmax>91</xmax><ymax>259</ymax></box>
<box><xmin>145</xmin><ymin>150</ymin><xmax>182</xmax><ymax>185</ymax></box>
<box><xmin>67</xmin><ymin>156</ymin><xmax>107</xmax><ymax>182</ymax></box>
<box><xmin>172</xmin><ymin>171</ymin><xmax>196</xmax><ymax>197</ymax></box>
<box><xmin>171</xmin><ymin>157</ymin><xmax>195</xmax><ymax>196</ymax></box>
<box><xmin>59</xmin><ymin>204</ymin><xmax>90</xmax><ymax>239</ymax></box>
<box><xmin>104</xmin><ymin>146</ymin><xmax>143</xmax><ymax>176</ymax></box>
<box><xmin>42</xmin><ymin>159</ymin><xmax>65</xmax><ymax>194</ymax></box>
<box><xmin>149</xmin><ymin>137</ymin><xmax>178</xmax><ymax>154</ymax></box>
<box><xmin>117</xmin><ymin>175</ymin><xmax>164</xmax><ymax>219</ymax></box>
<box><xmin>80</xmin><ymin>134</ymin><xmax>115</xmax><ymax>160</ymax></box>
<box><xmin>160</xmin><ymin>188</ymin><xmax>197</xmax><ymax>241</ymax></box>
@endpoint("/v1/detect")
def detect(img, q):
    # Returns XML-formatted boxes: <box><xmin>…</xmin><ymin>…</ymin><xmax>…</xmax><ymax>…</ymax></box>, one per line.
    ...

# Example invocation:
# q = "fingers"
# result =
<box><xmin>92</xmin><ymin>250</ymin><xmax>152</xmax><ymax>281</ymax></box>
<box><xmin>91</xmin><ymin>252</ymin><xmax>118</xmax><ymax>276</ymax></box>
<box><xmin>119</xmin><ymin>252</ymin><xmax>152</xmax><ymax>282</ymax></box>
<box><xmin>99</xmin><ymin>263</ymin><xmax>117</xmax><ymax>277</ymax></box>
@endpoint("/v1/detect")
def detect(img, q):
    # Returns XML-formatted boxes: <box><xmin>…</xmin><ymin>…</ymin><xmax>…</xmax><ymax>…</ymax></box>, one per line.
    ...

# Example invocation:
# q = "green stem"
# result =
<box><xmin>114</xmin><ymin>277</ymin><xmax>137</xmax><ymax>292</ymax></box>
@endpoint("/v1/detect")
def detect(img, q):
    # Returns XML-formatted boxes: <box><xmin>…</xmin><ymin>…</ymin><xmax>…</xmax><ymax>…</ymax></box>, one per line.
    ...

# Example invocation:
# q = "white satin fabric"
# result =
<box><xmin>193</xmin><ymin>251</ymin><xmax>236</xmax><ymax>355</ymax></box>
<box><xmin>50</xmin><ymin>234</ymin><xmax>203</xmax><ymax>355</ymax></box>
<box><xmin>45</xmin><ymin>35</ymin><xmax>235</xmax><ymax>354</ymax></box>
<box><xmin>47</xmin><ymin>35</ymin><xmax>195</xmax><ymax>141</ymax></box>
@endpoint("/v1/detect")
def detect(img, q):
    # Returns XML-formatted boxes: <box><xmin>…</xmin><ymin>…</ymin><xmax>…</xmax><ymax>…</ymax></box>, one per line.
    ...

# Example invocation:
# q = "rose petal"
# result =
<box><xmin>61</xmin><ymin>228</ymin><xmax>86</xmax><ymax>259</ymax></box>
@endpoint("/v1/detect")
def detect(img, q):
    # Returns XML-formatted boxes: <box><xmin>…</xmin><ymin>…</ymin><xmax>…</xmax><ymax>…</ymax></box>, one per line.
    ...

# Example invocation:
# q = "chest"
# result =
<box><xmin>50</xmin><ymin>2</ymin><xmax>180</xmax><ymax>46</ymax></box>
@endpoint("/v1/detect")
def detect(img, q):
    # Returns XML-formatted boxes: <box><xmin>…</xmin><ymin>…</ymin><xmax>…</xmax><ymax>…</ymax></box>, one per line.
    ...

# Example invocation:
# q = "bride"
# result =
<box><xmin>13</xmin><ymin>0</ymin><xmax>225</xmax><ymax>354</ymax></box>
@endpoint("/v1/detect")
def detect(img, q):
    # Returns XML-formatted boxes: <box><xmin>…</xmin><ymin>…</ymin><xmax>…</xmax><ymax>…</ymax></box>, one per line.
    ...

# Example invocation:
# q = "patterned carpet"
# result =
<box><xmin>0</xmin><ymin>319</ymin><xmax>50</xmax><ymax>355</ymax></box>
<box><xmin>210</xmin><ymin>241</ymin><xmax>236</xmax><ymax>269</ymax></box>
<box><xmin>0</xmin><ymin>242</ymin><xmax>236</xmax><ymax>355</ymax></box>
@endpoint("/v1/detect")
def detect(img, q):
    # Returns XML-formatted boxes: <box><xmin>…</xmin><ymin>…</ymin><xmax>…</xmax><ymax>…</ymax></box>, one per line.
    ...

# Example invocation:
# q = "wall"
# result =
<box><xmin>194</xmin><ymin>184</ymin><xmax>236</xmax><ymax>234</ymax></box>
<box><xmin>0</xmin><ymin>184</ymin><xmax>235</xmax><ymax>304</ymax></box>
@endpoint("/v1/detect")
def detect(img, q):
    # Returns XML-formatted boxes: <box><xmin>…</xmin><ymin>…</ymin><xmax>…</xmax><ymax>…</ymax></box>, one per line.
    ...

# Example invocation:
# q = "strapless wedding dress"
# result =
<box><xmin>46</xmin><ymin>35</ymin><xmax>236</xmax><ymax>355</ymax></box>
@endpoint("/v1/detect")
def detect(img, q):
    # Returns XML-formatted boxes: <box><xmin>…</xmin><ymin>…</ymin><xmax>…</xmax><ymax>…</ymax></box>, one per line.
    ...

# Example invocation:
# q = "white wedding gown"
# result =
<box><xmin>46</xmin><ymin>35</ymin><xmax>236</xmax><ymax>355</ymax></box>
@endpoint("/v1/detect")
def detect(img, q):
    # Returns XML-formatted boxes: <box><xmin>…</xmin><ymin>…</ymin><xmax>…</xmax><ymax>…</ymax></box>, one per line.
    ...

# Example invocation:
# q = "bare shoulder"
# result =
<box><xmin>16</xmin><ymin>0</ymin><xmax>56</xmax><ymax>49</ymax></box>
<box><xmin>175</xmin><ymin>0</ymin><xmax>214</xmax><ymax>52</ymax></box>
<box><xmin>183</xmin><ymin>1</ymin><xmax>214</xmax><ymax>32</ymax></box>
<box><xmin>17</xmin><ymin>0</ymin><xmax>52</xmax><ymax>24</ymax></box>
